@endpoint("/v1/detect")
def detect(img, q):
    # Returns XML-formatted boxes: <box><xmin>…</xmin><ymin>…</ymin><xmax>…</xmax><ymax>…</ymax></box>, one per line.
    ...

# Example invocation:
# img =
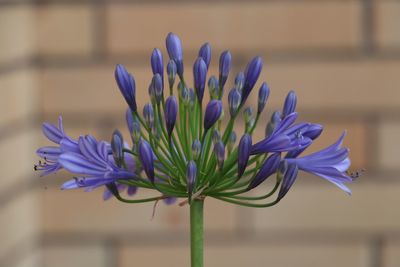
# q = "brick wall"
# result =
<box><xmin>0</xmin><ymin>0</ymin><xmax>399</xmax><ymax>266</ymax></box>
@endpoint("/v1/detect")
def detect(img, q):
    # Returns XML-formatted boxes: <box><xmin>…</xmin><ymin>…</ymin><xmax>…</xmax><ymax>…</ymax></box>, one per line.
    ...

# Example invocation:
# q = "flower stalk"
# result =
<box><xmin>190</xmin><ymin>199</ymin><xmax>204</xmax><ymax>267</ymax></box>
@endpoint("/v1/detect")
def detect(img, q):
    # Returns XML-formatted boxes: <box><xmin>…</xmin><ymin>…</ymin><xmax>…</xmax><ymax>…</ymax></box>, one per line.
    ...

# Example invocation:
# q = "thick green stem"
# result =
<box><xmin>190</xmin><ymin>199</ymin><xmax>204</xmax><ymax>267</ymax></box>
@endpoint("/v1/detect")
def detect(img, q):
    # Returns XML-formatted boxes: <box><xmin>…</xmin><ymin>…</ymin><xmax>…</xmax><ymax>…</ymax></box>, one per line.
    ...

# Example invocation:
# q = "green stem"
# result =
<box><xmin>190</xmin><ymin>199</ymin><xmax>204</xmax><ymax>267</ymax></box>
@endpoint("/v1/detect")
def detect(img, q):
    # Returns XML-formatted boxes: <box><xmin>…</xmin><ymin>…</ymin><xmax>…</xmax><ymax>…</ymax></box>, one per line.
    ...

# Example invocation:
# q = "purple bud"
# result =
<box><xmin>166</xmin><ymin>32</ymin><xmax>183</xmax><ymax>77</ymax></box>
<box><xmin>151</xmin><ymin>48</ymin><xmax>163</xmax><ymax>86</ymax></box>
<box><xmin>143</xmin><ymin>103</ymin><xmax>154</xmax><ymax>128</ymax></box>
<box><xmin>244</xmin><ymin>107</ymin><xmax>253</xmax><ymax>124</ymax></box>
<box><xmin>193</xmin><ymin>57</ymin><xmax>207</xmax><ymax>103</ymax></box>
<box><xmin>163</xmin><ymin>197</ymin><xmax>177</xmax><ymax>205</ymax></box>
<box><xmin>257</xmin><ymin>82</ymin><xmax>270</xmax><ymax>114</ymax></box>
<box><xmin>212</xmin><ymin>129</ymin><xmax>221</xmax><ymax>144</ymax></box>
<box><xmin>238</xmin><ymin>134</ymin><xmax>252</xmax><ymax>178</ymax></box>
<box><xmin>139</xmin><ymin>140</ymin><xmax>155</xmax><ymax>183</ymax></box>
<box><xmin>152</xmin><ymin>74</ymin><xmax>163</xmax><ymax>104</ymax></box>
<box><xmin>188</xmin><ymin>88</ymin><xmax>196</xmax><ymax>107</ymax></box>
<box><xmin>248</xmin><ymin>153</ymin><xmax>281</xmax><ymax>190</ymax></box>
<box><xmin>167</xmin><ymin>60</ymin><xmax>177</xmax><ymax>89</ymax></box>
<box><xmin>304</xmin><ymin>123</ymin><xmax>323</xmax><ymax>140</ymax></box>
<box><xmin>126</xmin><ymin>108</ymin><xmax>141</xmax><ymax>142</ymax></box>
<box><xmin>186</xmin><ymin>160</ymin><xmax>197</xmax><ymax>195</ymax></box>
<box><xmin>164</xmin><ymin>96</ymin><xmax>178</xmax><ymax>136</ymax></box>
<box><xmin>125</xmin><ymin>108</ymin><xmax>134</xmax><ymax>134</ymax></box>
<box><xmin>111</xmin><ymin>130</ymin><xmax>124</xmax><ymax>167</ymax></box>
<box><xmin>198</xmin><ymin>43</ymin><xmax>211</xmax><ymax>69</ymax></box>
<box><xmin>228</xmin><ymin>88</ymin><xmax>241</xmax><ymax>117</ymax></box>
<box><xmin>265</xmin><ymin>111</ymin><xmax>282</xmax><ymax>137</ymax></box>
<box><xmin>282</xmin><ymin>90</ymin><xmax>297</xmax><ymax>118</ymax></box>
<box><xmin>115</xmin><ymin>64</ymin><xmax>137</xmax><ymax>112</ymax></box>
<box><xmin>180</xmin><ymin>86</ymin><xmax>190</xmax><ymax>106</ymax></box>
<box><xmin>192</xmin><ymin>139</ymin><xmax>201</xmax><ymax>160</ymax></box>
<box><xmin>242</xmin><ymin>56</ymin><xmax>263</xmax><ymax>105</ymax></box>
<box><xmin>277</xmin><ymin>163</ymin><xmax>298</xmax><ymax>201</ymax></box>
<box><xmin>235</xmin><ymin>72</ymin><xmax>245</xmax><ymax>92</ymax></box>
<box><xmin>127</xmin><ymin>186</ymin><xmax>138</xmax><ymax>196</ymax></box>
<box><xmin>219</xmin><ymin>50</ymin><xmax>232</xmax><ymax>90</ymax></box>
<box><xmin>208</xmin><ymin>76</ymin><xmax>219</xmax><ymax>99</ymax></box>
<box><xmin>204</xmin><ymin>100</ymin><xmax>223</xmax><ymax>131</ymax></box>
<box><xmin>214</xmin><ymin>141</ymin><xmax>225</xmax><ymax>170</ymax></box>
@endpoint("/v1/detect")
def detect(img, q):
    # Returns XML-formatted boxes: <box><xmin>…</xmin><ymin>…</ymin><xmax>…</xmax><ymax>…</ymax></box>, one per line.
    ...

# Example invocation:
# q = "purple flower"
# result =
<box><xmin>139</xmin><ymin>140</ymin><xmax>155</xmax><ymax>183</ymax></box>
<box><xmin>192</xmin><ymin>139</ymin><xmax>201</xmax><ymax>160</ymax></box>
<box><xmin>242</xmin><ymin>56</ymin><xmax>263</xmax><ymax>105</ymax></box>
<box><xmin>115</xmin><ymin>64</ymin><xmax>137</xmax><ymax>112</ymax></box>
<box><xmin>277</xmin><ymin>163</ymin><xmax>298</xmax><ymax>201</ymax></box>
<box><xmin>204</xmin><ymin>100</ymin><xmax>223</xmax><ymax>131</ymax></box>
<box><xmin>228</xmin><ymin>88</ymin><xmax>241</xmax><ymax>117</ymax></box>
<box><xmin>167</xmin><ymin>60</ymin><xmax>177</xmax><ymax>88</ymax></box>
<box><xmin>186</xmin><ymin>160</ymin><xmax>197</xmax><ymax>195</ymax></box>
<box><xmin>214</xmin><ymin>141</ymin><xmax>225</xmax><ymax>170</ymax></box>
<box><xmin>198</xmin><ymin>43</ymin><xmax>211</xmax><ymax>69</ymax></box>
<box><xmin>257</xmin><ymin>82</ymin><xmax>270</xmax><ymax>114</ymax></box>
<box><xmin>235</xmin><ymin>72</ymin><xmax>245</xmax><ymax>92</ymax></box>
<box><xmin>111</xmin><ymin>130</ymin><xmax>124</xmax><ymax>167</ymax></box>
<box><xmin>193</xmin><ymin>57</ymin><xmax>207</xmax><ymax>103</ymax></box>
<box><xmin>166</xmin><ymin>32</ymin><xmax>183</xmax><ymax>77</ymax></box>
<box><xmin>219</xmin><ymin>50</ymin><xmax>232</xmax><ymax>90</ymax></box>
<box><xmin>251</xmin><ymin>113</ymin><xmax>312</xmax><ymax>155</ymax></box>
<box><xmin>282</xmin><ymin>90</ymin><xmax>297</xmax><ymax>118</ymax></box>
<box><xmin>151</xmin><ymin>74</ymin><xmax>163</xmax><ymax>104</ymax></box>
<box><xmin>151</xmin><ymin>48</ymin><xmax>164</xmax><ymax>86</ymax></box>
<box><xmin>248</xmin><ymin>153</ymin><xmax>281</xmax><ymax>190</ymax></box>
<box><xmin>284</xmin><ymin>132</ymin><xmax>353</xmax><ymax>195</ymax></box>
<box><xmin>238</xmin><ymin>134</ymin><xmax>252</xmax><ymax>178</ymax></box>
<box><xmin>60</xmin><ymin>135</ymin><xmax>135</xmax><ymax>191</ymax></box>
<box><xmin>285</xmin><ymin>123</ymin><xmax>323</xmax><ymax>158</ymax></box>
<box><xmin>164</xmin><ymin>96</ymin><xmax>178</xmax><ymax>136</ymax></box>
<box><xmin>208</xmin><ymin>76</ymin><xmax>219</xmax><ymax>99</ymax></box>
<box><xmin>35</xmin><ymin>116</ymin><xmax>79</xmax><ymax>176</ymax></box>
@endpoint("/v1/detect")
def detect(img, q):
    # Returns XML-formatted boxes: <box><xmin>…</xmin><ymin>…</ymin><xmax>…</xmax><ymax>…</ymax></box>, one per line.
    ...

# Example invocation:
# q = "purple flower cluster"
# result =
<box><xmin>35</xmin><ymin>32</ymin><xmax>354</xmax><ymax>206</ymax></box>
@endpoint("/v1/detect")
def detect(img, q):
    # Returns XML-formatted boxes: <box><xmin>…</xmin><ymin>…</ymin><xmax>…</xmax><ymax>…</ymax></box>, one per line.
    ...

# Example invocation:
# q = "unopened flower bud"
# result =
<box><xmin>115</xmin><ymin>64</ymin><xmax>137</xmax><ymax>112</ymax></box>
<box><xmin>143</xmin><ymin>103</ymin><xmax>154</xmax><ymax>128</ymax></box>
<box><xmin>235</xmin><ymin>72</ymin><xmax>245</xmax><ymax>92</ymax></box>
<box><xmin>198</xmin><ymin>43</ymin><xmax>211</xmax><ymax>69</ymax></box>
<box><xmin>193</xmin><ymin>57</ymin><xmax>207</xmax><ymax>103</ymax></box>
<box><xmin>244</xmin><ymin>107</ymin><xmax>253</xmax><ymax>123</ymax></box>
<box><xmin>204</xmin><ymin>100</ymin><xmax>223</xmax><ymax>131</ymax></box>
<box><xmin>167</xmin><ymin>60</ymin><xmax>177</xmax><ymax>89</ymax></box>
<box><xmin>192</xmin><ymin>139</ymin><xmax>201</xmax><ymax>160</ymax></box>
<box><xmin>111</xmin><ymin>130</ymin><xmax>124</xmax><ymax>167</ymax></box>
<box><xmin>208</xmin><ymin>76</ymin><xmax>219</xmax><ymax>99</ymax></box>
<box><xmin>186</xmin><ymin>160</ymin><xmax>197</xmax><ymax>196</ymax></box>
<box><xmin>151</xmin><ymin>48</ymin><xmax>163</xmax><ymax>86</ymax></box>
<box><xmin>282</xmin><ymin>90</ymin><xmax>297</xmax><ymax>118</ymax></box>
<box><xmin>139</xmin><ymin>140</ymin><xmax>155</xmax><ymax>183</ymax></box>
<box><xmin>242</xmin><ymin>56</ymin><xmax>263</xmax><ymax>105</ymax></box>
<box><xmin>238</xmin><ymin>134</ymin><xmax>252</xmax><ymax>178</ymax></box>
<box><xmin>152</xmin><ymin>74</ymin><xmax>163</xmax><ymax>104</ymax></box>
<box><xmin>214</xmin><ymin>141</ymin><xmax>225</xmax><ymax>170</ymax></box>
<box><xmin>257</xmin><ymin>82</ymin><xmax>270</xmax><ymax>114</ymax></box>
<box><xmin>265</xmin><ymin>111</ymin><xmax>282</xmax><ymax>137</ymax></box>
<box><xmin>227</xmin><ymin>131</ymin><xmax>236</xmax><ymax>153</ymax></box>
<box><xmin>166</xmin><ymin>32</ymin><xmax>183</xmax><ymax>77</ymax></box>
<box><xmin>212</xmin><ymin>129</ymin><xmax>221</xmax><ymax>144</ymax></box>
<box><xmin>219</xmin><ymin>50</ymin><xmax>231</xmax><ymax>90</ymax></box>
<box><xmin>228</xmin><ymin>88</ymin><xmax>241</xmax><ymax>117</ymax></box>
<box><xmin>248</xmin><ymin>153</ymin><xmax>281</xmax><ymax>190</ymax></box>
<box><xmin>164</xmin><ymin>96</ymin><xmax>178</xmax><ymax>136</ymax></box>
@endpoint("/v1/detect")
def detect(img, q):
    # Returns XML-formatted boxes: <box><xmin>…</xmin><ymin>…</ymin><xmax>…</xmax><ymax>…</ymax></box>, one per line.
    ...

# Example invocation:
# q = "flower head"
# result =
<box><xmin>35</xmin><ymin>33</ymin><xmax>354</xmax><ymax>207</ymax></box>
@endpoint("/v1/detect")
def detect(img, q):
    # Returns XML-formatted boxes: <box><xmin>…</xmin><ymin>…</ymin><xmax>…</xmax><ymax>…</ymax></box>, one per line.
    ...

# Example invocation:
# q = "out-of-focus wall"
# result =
<box><xmin>1</xmin><ymin>0</ymin><xmax>400</xmax><ymax>266</ymax></box>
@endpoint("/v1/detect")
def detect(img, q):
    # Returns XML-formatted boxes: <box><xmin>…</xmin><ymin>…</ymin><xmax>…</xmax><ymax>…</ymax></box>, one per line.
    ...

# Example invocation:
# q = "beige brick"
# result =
<box><xmin>249</xmin><ymin>60</ymin><xmax>400</xmax><ymax>110</ymax></box>
<box><xmin>0</xmin><ymin>7</ymin><xmax>35</xmax><ymax>64</ymax></box>
<box><xmin>0</xmin><ymin>69</ymin><xmax>38</xmax><ymax>126</ymax></box>
<box><xmin>253</xmin><ymin>182</ymin><xmax>400</xmax><ymax>232</ymax></box>
<box><xmin>107</xmin><ymin>2</ymin><xmax>361</xmax><ymax>54</ymax></box>
<box><xmin>383</xmin><ymin>241</ymin><xmax>400</xmax><ymax>267</ymax></box>
<box><xmin>43</xmin><ymin>246</ymin><xmax>106</xmax><ymax>267</ymax></box>
<box><xmin>378</xmin><ymin>121</ymin><xmax>400</xmax><ymax>170</ymax></box>
<box><xmin>119</xmin><ymin>243</ymin><xmax>367</xmax><ymax>267</ymax></box>
<box><xmin>37</xmin><ymin>5</ymin><xmax>94</xmax><ymax>56</ymax></box>
<box><xmin>376</xmin><ymin>2</ymin><xmax>400</xmax><ymax>49</ymax></box>
<box><xmin>43</xmin><ymin>187</ymin><xmax>237</xmax><ymax>233</ymax></box>
<box><xmin>0</xmin><ymin>190</ymin><xmax>40</xmax><ymax>259</ymax></box>
<box><xmin>0</xmin><ymin>130</ymin><xmax>40</xmax><ymax>193</ymax></box>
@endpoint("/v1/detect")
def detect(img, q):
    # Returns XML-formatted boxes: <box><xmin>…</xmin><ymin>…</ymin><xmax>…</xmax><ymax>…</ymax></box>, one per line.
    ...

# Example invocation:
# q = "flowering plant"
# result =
<box><xmin>35</xmin><ymin>33</ymin><xmax>354</xmax><ymax>267</ymax></box>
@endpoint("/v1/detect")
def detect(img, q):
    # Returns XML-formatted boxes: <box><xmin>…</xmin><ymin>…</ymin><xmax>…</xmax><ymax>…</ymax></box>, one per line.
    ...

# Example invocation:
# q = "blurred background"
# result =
<box><xmin>1</xmin><ymin>0</ymin><xmax>400</xmax><ymax>266</ymax></box>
